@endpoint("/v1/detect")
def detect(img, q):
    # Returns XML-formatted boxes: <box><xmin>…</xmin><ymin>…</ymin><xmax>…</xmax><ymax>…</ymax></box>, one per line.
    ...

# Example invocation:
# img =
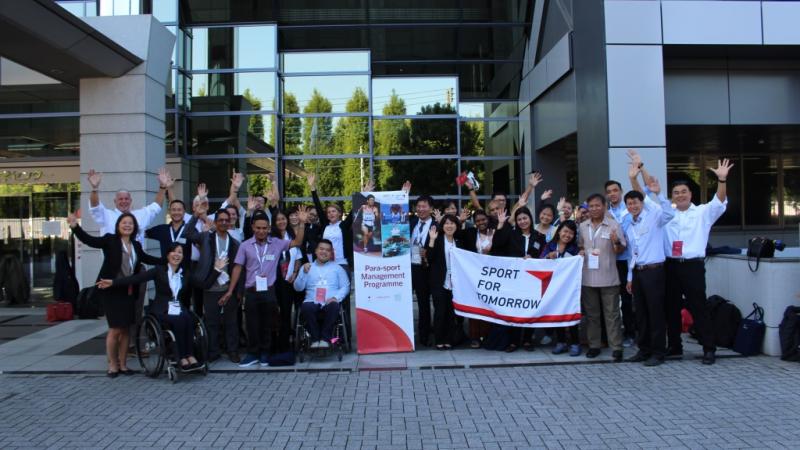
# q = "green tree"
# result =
<box><xmin>242</xmin><ymin>88</ymin><xmax>264</xmax><ymax>142</ymax></box>
<box><xmin>373</xmin><ymin>91</ymin><xmax>410</xmax><ymax>190</ymax></box>
<box><xmin>334</xmin><ymin>87</ymin><xmax>370</xmax><ymax>205</ymax></box>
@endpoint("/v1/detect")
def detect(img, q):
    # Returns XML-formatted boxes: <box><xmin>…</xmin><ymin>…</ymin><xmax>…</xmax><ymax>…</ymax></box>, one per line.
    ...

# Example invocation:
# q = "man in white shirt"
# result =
<box><xmin>622</xmin><ymin>152</ymin><xmax>675</xmax><ymax>366</ymax></box>
<box><xmin>664</xmin><ymin>158</ymin><xmax>733</xmax><ymax>365</ymax></box>
<box><xmin>87</xmin><ymin>167</ymin><xmax>172</xmax><ymax>243</ymax></box>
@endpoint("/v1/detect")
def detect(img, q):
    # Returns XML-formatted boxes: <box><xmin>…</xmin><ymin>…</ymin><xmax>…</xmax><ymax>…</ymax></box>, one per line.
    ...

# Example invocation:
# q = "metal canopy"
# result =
<box><xmin>0</xmin><ymin>0</ymin><xmax>142</xmax><ymax>86</ymax></box>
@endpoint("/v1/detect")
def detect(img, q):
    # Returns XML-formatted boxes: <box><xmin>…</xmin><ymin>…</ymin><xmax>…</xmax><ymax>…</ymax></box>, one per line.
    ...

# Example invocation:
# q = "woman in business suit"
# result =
<box><xmin>97</xmin><ymin>242</ymin><xmax>202</xmax><ymax>371</ymax></box>
<box><xmin>490</xmin><ymin>206</ymin><xmax>548</xmax><ymax>352</ymax></box>
<box><xmin>426</xmin><ymin>214</ymin><xmax>465</xmax><ymax>350</ymax></box>
<box><xmin>456</xmin><ymin>209</ymin><xmax>495</xmax><ymax>348</ymax></box>
<box><xmin>67</xmin><ymin>212</ymin><xmax>164</xmax><ymax>377</ymax></box>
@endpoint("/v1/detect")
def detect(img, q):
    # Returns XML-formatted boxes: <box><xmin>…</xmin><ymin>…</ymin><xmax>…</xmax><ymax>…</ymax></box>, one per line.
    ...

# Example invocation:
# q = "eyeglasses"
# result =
<box><xmin>216</xmin><ymin>219</ymin><xmax>230</xmax><ymax>223</ymax></box>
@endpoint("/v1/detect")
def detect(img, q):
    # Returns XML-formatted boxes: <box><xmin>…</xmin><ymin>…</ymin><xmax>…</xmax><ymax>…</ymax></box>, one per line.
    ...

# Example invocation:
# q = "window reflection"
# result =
<box><xmin>282</xmin><ymin>159</ymin><xmax>367</xmax><ymax>201</ymax></box>
<box><xmin>283</xmin><ymin>76</ymin><xmax>369</xmax><ymax>114</ymax></box>
<box><xmin>282</xmin><ymin>51</ymin><xmax>369</xmax><ymax>73</ymax></box>
<box><xmin>373</xmin><ymin>77</ymin><xmax>457</xmax><ymax>116</ymax></box>
<box><xmin>461</xmin><ymin>160</ymin><xmax>522</xmax><ymax>197</ymax></box>
<box><xmin>784</xmin><ymin>156</ymin><xmax>800</xmax><ymax>225</ymax></box>
<box><xmin>373</xmin><ymin>118</ymin><xmax>457</xmax><ymax>155</ymax></box>
<box><xmin>187</xmin><ymin>158</ymin><xmax>277</xmax><ymax>201</ymax></box>
<box><xmin>283</xmin><ymin>116</ymin><xmax>369</xmax><ymax>156</ymax></box>
<box><xmin>0</xmin><ymin>117</ymin><xmax>79</xmax><ymax>158</ymax></box>
<box><xmin>460</xmin><ymin>120</ymin><xmax>518</xmax><ymax>157</ymax></box>
<box><xmin>374</xmin><ymin>159</ymin><xmax>458</xmax><ymax>196</ymax></box>
<box><xmin>187</xmin><ymin>114</ymin><xmax>275</xmax><ymax>155</ymax></box>
<box><xmin>740</xmin><ymin>156</ymin><xmax>778</xmax><ymax>226</ymax></box>
<box><xmin>191</xmin><ymin>72</ymin><xmax>276</xmax><ymax>111</ymax></box>
<box><xmin>191</xmin><ymin>26</ymin><xmax>276</xmax><ymax>70</ymax></box>
<box><xmin>152</xmin><ymin>0</ymin><xmax>177</xmax><ymax>23</ymax></box>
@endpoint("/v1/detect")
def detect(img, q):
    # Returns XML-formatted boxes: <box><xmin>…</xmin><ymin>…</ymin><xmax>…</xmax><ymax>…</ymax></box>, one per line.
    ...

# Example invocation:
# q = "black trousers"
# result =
<box><xmin>301</xmin><ymin>301</ymin><xmax>340</xmax><ymax>342</ymax></box>
<box><xmin>203</xmin><ymin>290</ymin><xmax>239</xmax><ymax>357</ymax></box>
<box><xmin>275</xmin><ymin>277</ymin><xmax>300</xmax><ymax>352</ymax></box>
<box><xmin>432</xmin><ymin>287</ymin><xmax>455</xmax><ymax>345</ymax></box>
<box><xmin>411</xmin><ymin>264</ymin><xmax>432</xmax><ymax>344</ymax></box>
<box><xmin>244</xmin><ymin>288</ymin><xmax>278</xmax><ymax>355</ymax></box>
<box><xmin>632</xmin><ymin>266</ymin><xmax>666</xmax><ymax>358</ymax></box>
<box><xmin>190</xmin><ymin>262</ymin><xmax>204</xmax><ymax>318</ymax></box>
<box><xmin>617</xmin><ymin>260</ymin><xmax>635</xmax><ymax>339</ymax></box>
<box><xmin>554</xmin><ymin>325</ymin><xmax>579</xmax><ymax>346</ymax></box>
<box><xmin>158</xmin><ymin>310</ymin><xmax>195</xmax><ymax>359</ymax></box>
<box><xmin>665</xmin><ymin>259</ymin><xmax>716</xmax><ymax>352</ymax></box>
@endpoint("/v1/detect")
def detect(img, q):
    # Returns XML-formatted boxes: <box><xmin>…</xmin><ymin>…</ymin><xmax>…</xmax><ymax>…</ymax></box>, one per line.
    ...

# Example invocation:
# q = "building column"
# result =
<box><xmin>76</xmin><ymin>15</ymin><xmax>174</xmax><ymax>288</ymax></box>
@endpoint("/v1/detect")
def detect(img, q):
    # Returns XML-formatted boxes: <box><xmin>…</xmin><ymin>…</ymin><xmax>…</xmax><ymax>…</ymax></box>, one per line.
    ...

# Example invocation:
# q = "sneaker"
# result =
<box><xmin>259</xmin><ymin>353</ymin><xmax>269</xmax><ymax>367</ymax></box>
<box><xmin>612</xmin><ymin>350</ymin><xmax>623</xmax><ymax>363</ymax></box>
<box><xmin>622</xmin><ymin>337</ymin><xmax>634</xmax><ymax>348</ymax></box>
<box><xmin>228</xmin><ymin>352</ymin><xmax>241</xmax><ymax>364</ymax></box>
<box><xmin>540</xmin><ymin>335</ymin><xmax>553</xmax><ymax>346</ymax></box>
<box><xmin>569</xmin><ymin>345</ymin><xmax>582</xmax><ymax>357</ymax></box>
<box><xmin>643</xmin><ymin>356</ymin><xmax>664</xmax><ymax>367</ymax></box>
<box><xmin>585</xmin><ymin>348</ymin><xmax>601</xmax><ymax>359</ymax></box>
<box><xmin>238</xmin><ymin>354</ymin><xmax>259</xmax><ymax>367</ymax></box>
<box><xmin>552</xmin><ymin>343</ymin><xmax>568</xmax><ymax>355</ymax></box>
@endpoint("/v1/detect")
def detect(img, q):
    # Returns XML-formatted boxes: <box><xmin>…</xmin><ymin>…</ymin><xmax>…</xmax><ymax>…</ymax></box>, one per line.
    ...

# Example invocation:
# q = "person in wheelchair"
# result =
<box><xmin>293</xmin><ymin>239</ymin><xmax>350</xmax><ymax>348</ymax></box>
<box><xmin>97</xmin><ymin>242</ymin><xmax>202</xmax><ymax>371</ymax></box>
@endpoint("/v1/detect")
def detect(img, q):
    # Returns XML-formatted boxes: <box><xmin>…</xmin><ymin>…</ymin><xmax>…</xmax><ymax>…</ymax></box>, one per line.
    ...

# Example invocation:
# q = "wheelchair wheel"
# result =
<box><xmin>190</xmin><ymin>311</ymin><xmax>209</xmax><ymax>370</ymax></box>
<box><xmin>136</xmin><ymin>315</ymin><xmax>166</xmax><ymax>378</ymax></box>
<box><xmin>338</xmin><ymin>308</ymin><xmax>351</xmax><ymax>353</ymax></box>
<box><xmin>336</xmin><ymin>343</ymin><xmax>343</xmax><ymax>362</ymax></box>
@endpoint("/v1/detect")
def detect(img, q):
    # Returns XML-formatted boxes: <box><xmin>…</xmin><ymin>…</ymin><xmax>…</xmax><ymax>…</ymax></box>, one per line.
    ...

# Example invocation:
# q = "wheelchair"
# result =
<box><xmin>135</xmin><ymin>308</ymin><xmax>209</xmax><ymax>383</ymax></box>
<box><xmin>294</xmin><ymin>303</ymin><xmax>350</xmax><ymax>362</ymax></box>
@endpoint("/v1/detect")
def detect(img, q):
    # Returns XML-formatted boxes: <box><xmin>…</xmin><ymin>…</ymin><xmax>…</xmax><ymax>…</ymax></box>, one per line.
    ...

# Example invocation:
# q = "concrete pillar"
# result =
<box><xmin>76</xmin><ymin>15</ymin><xmax>174</xmax><ymax>288</ymax></box>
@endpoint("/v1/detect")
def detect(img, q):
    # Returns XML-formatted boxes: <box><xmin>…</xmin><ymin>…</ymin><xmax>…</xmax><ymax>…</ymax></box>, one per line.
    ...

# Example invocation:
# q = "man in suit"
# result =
<box><xmin>185</xmin><ymin>208</ymin><xmax>242</xmax><ymax>363</ymax></box>
<box><xmin>409</xmin><ymin>194</ymin><xmax>435</xmax><ymax>346</ymax></box>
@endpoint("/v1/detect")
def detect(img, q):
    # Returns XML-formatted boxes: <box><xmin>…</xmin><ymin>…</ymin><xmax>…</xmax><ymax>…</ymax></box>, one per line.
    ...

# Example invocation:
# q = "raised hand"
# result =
<box><xmin>362</xmin><ymin>179</ymin><xmax>375</xmax><ymax>192</ymax></box>
<box><xmin>401</xmin><ymin>180</ymin><xmax>411</xmax><ymax>194</ymax></box>
<box><xmin>231</xmin><ymin>171</ymin><xmax>244</xmax><ymax>191</ymax></box>
<box><xmin>432</xmin><ymin>208</ymin><xmax>443</xmax><ymax>223</ymax></box>
<box><xmin>303</xmin><ymin>262</ymin><xmax>311</xmax><ymax>273</ymax></box>
<box><xmin>556</xmin><ymin>197</ymin><xmax>566</xmax><ymax>213</ymax></box>
<box><xmin>87</xmin><ymin>169</ymin><xmax>102</xmax><ymax>189</ymax></box>
<box><xmin>496</xmin><ymin>209</ymin><xmax>508</xmax><ymax>228</ymax></box>
<box><xmin>307</xmin><ymin>173</ymin><xmax>316</xmax><ymax>190</ymax></box>
<box><xmin>540</xmin><ymin>189</ymin><xmax>553</xmax><ymax>201</ymax></box>
<box><xmin>96</xmin><ymin>279</ymin><xmax>113</xmax><ymax>289</ymax></box>
<box><xmin>646</xmin><ymin>176</ymin><xmax>661</xmax><ymax>195</ymax></box>
<box><xmin>197</xmin><ymin>183</ymin><xmax>208</xmax><ymax>199</ymax></box>
<box><xmin>458</xmin><ymin>208</ymin><xmax>471</xmax><ymax>223</ymax></box>
<box><xmin>66</xmin><ymin>213</ymin><xmax>78</xmax><ymax>229</ymax></box>
<box><xmin>158</xmin><ymin>167</ymin><xmax>174</xmax><ymax>188</ymax></box>
<box><xmin>214</xmin><ymin>256</ymin><xmax>228</xmax><ymax>272</ymax></box>
<box><xmin>428</xmin><ymin>225</ymin><xmax>439</xmax><ymax>242</ymax></box>
<box><xmin>627</xmin><ymin>149</ymin><xmax>642</xmax><ymax>168</ymax></box>
<box><xmin>709</xmin><ymin>158</ymin><xmax>734</xmax><ymax>181</ymax></box>
<box><xmin>295</xmin><ymin>205</ymin><xmax>309</xmax><ymax>224</ymax></box>
<box><xmin>464</xmin><ymin>178</ymin><xmax>474</xmax><ymax>190</ymax></box>
<box><xmin>194</xmin><ymin>201</ymin><xmax>209</xmax><ymax>218</ymax></box>
<box><xmin>517</xmin><ymin>190</ymin><xmax>530</xmax><ymax>206</ymax></box>
<box><xmin>266</xmin><ymin>172</ymin><xmax>276</xmax><ymax>184</ymax></box>
<box><xmin>265</xmin><ymin>189</ymin><xmax>278</xmax><ymax>206</ymax></box>
<box><xmin>529</xmin><ymin>172</ymin><xmax>543</xmax><ymax>188</ymax></box>
<box><xmin>247</xmin><ymin>195</ymin><xmax>257</xmax><ymax>212</ymax></box>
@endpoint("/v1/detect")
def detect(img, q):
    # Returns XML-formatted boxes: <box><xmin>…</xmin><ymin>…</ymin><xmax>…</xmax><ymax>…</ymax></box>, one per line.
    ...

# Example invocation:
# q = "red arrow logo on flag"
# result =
<box><xmin>526</xmin><ymin>270</ymin><xmax>554</xmax><ymax>298</ymax></box>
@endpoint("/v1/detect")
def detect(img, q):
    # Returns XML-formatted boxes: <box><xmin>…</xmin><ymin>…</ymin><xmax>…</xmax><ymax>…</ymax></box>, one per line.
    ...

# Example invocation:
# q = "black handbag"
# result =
<box><xmin>747</xmin><ymin>237</ymin><xmax>775</xmax><ymax>272</ymax></box>
<box><xmin>733</xmin><ymin>302</ymin><xmax>766</xmax><ymax>356</ymax></box>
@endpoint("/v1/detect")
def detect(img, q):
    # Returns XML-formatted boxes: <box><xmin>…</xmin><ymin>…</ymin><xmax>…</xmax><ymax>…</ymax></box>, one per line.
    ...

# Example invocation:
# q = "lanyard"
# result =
<box><xmin>167</xmin><ymin>266</ymin><xmax>182</xmax><ymax>300</ymax></box>
<box><xmin>216</xmin><ymin>234</ymin><xmax>229</xmax><ymax>258</ymax></box>
<box><xmin>169</xmin><ymin>223</ymin><xmax>185</xmax><ymax>243</ymax></box>
<box><xmin>315</xmin><ymin>263</ymin><xmax>331</xmax><ymax>285</ymax></box>
<box><xmin>254</xmin><ymin>241</ymin><xmax>269</xmax><ymax>275</ymax></box>
<box><xmin>121</xmin><ymin>239</ymin><xmax>136</xmax><ymax>270</ymax></box>
<box><xmin>414</xmin><ymin>220</ymin><xmax>429</xmax><ymax>246</ymax></box>
<box><xmin>522</xmin><ymin>233</ymin><xmax>530</xmax><ymax>255</ymax></box>
<box><xmin>589</xmin><ymin>222</ymin><xmax>604</xmax><ymax>249</ymax></box>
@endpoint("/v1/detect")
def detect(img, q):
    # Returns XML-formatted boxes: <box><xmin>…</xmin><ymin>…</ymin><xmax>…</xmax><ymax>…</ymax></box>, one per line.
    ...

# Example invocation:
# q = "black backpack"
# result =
<box><xmin>707</xmin><ymin>295</ymin><xmax>742</xmax><ymax>348</ymax></box>
<box><xmin>779</xmin><ymin>306</ymin><xmax>800</xmax><ymax>362</ymax></box>
<box><xmin>76</xmin><ymin>287</ymin><xmax>103</xmax><ymax>319</ymax></box>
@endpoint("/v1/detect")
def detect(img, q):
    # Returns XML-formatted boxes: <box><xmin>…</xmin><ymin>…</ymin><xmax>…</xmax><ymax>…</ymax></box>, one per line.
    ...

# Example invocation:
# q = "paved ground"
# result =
<box><xmin>1</xmin><ymin>357</ymin><xmax>798</xmax><ymax>449</ymax></box>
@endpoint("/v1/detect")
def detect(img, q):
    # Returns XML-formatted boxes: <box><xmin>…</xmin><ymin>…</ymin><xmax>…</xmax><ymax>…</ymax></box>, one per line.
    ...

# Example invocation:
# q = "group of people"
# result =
<box><xmin>71</xmin><ymin>147</ymin><xmax>731</xmax><ymax>377</ymax></box>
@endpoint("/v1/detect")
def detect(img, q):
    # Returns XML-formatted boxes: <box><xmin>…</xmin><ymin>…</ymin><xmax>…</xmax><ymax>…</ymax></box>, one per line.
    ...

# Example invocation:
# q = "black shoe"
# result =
<box><xmin>666</xmin><ymin>347</ymin><xmax>683</xmax><ymax>359</ymax></box>
<box><xmin>106</xmin><ymin>370</ymin><xmax>119</xmax><ymax>378</ymax></box>
<box><xmin>702</xmin><ymin>351</ymin><xmax>716</xmax><ymax>365</ymax></box>
<box><xmin>612</xmin><ymin>350</ymin><xmax>623</xmax><ymax>362</ymax></box>
<box><xmin>228</xmin><ymin>352</ymin><xmax>241</xmax><ymax>364</ymax></box>
<box><xmin>119</xmin><ymin>368</ymin><xmax>135</xmax><ymax>376</ymax></box>
<box><xmin>643</xmin><ymin>356</ymin><xmax>664</xmax><ymax>367</ymax></box>
<box><xmin>626</xmin><ymin>352</ymin><xmax>650</xmax><ymax>363</ymax></box>
<box><xmin>586</xmin><ymin>348</ymin><xmax>601</xmax><ymax>359</ymax></box>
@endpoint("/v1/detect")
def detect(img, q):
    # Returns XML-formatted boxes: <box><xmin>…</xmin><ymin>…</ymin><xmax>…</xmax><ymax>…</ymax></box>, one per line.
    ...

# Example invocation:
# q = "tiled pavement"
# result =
<box><xmin>0</xmin><ymin>357</ymin><xmax>798</xmax><ymax>449</ymax></box>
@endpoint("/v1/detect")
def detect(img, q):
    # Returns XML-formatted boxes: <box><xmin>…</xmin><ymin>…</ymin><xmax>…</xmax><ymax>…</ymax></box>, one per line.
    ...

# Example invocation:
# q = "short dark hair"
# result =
<box><xmin>624</xmin><ymin>190</ymin><xmax>644</xmax><ymax>203</ymax></box>
<box><xmin>214</xmin><ymin>209</ymin><xmax>230</xmax><ymax>220</ymax></box>
<box><xmin>169</xmin><ymin>199</ymin><xmax>185</xmax><ymax>209</ymax></box>
<box><xmin>317</xmin><ymin>238</ymin><xmax>333</xmax><ymax>249</ymax></box>
<box><xmin>586</xmin><ymin>193</ymin><xmax>606</xmax><ymax>205</ymax></box>
<box><xmin>440</xmin><ymin>214</ymin><xmax>461</xmax><ymax>230</ymax></box>
<box><xmin>251</xmin><ymin>211</ymin><xmax>270</xmax><ymax>225</ymax></box>
<box><xmin>224</xmin><ymin>205</ymin><xmax>238</xmax><ymax>215</ymax></box>
<box><xmin>416</xmin><ymin>195</ymin><xmax>434</xmax><ymax>207</ymax></box>
<box><xmin>165</xmin><ymin>241</ymin><xmax>183</xmax><ymax>256</ymax></box>
<box><xmin>604</xmin><ymin>180</ymin><xmax>622</xmax><ymax>191</ymax></box>
<box><xmin>538</xmin><ymin>203</ymin><xmax>557</xmax><ymax>218</ymax></box>
<box><xmin>114</xmin><ymin>212</ymin><xmax>140</xmax><ymax>238</ymax></box>
<box><xmin>671</xmin><ymin>179</ymin><xmax>691</xmax><ymax>190</ymax></box>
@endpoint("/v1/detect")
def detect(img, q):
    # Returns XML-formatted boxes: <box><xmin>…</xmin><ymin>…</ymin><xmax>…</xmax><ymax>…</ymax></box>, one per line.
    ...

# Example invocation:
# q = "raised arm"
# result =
<box><xmin>87</xmin><ymin>169</ymin><xmax>102</xmax><ymax>208</ymax></box>
<box><xmin>708</xmin><ymin>158</ymin><xmax>733</xmax><ymax>203</ymax></box>
<box><xmin>627</xmin><ymin>149</ymin><xmax>644</xmax><ymax>194</ymax></box>
<box><xmin>184</xmin><ymin>214</ymin><xmax>202</xmax><ymax>245</ymax></box>
<box><xmin>288</xmin><ymin>206</ymin><xmax>308</xmax><ymax>248</ymax></box>
<box><xmin>226</xmin><ymin>171</ymin><xmax>245</xmax><ymax>210</ymax></box>
<box><xmin>67</xmin><ymin>213</ymin><xmax>106</xmax><ymax>248</ymax></box>
<box><xmin>154</xmin><ymin>167</ymin><xmax>174</xmax><ymax>207</ymax></box>
<box><xmin>100</xmin><ymin>267</ymin><xmax>157</xmax><ymax>289</ymax></box>
<box><xmin>135</xmin><ymin>243</ymin><xmax>167</xmax><ymax>266</ymax></box>
<box><xmin>293</xmin><ymin>262</ymin><xmax>310</xmax><ymax>292</ymax></box>
<box><xmin>464</xmin><ymin>178</ymin><xmax>482</xmax><ymax>210</ymax></box>
<box><xmin>308</xmin><ymin>173</ymin><xmax>328</xmax><ymax>226</ymax></box>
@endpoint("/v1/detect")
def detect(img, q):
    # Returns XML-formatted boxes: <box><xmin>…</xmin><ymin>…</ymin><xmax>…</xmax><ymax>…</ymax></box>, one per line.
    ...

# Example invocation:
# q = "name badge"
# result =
<box><xmin>601</xmin><ymin>232</ymin><xmax>610</xmax><ymax>240</ymax></box>
<box><xmin>672</xmin><ymin>241</ymin><xmax>684</xmax><ymax>257</ymax></box>
<box><xmin>588</xmin><ymin>249</ymin><xmax>600</xmax><ymax>270</ymax></box>
<box><xmin>315</xmin><ymin>287</ymin><xmax>327</xmax><ymax>304</ymax></box>
<box><xmin>217</xmin><ymin>271</ymin><xmax>230</xmax><ymax>285</ymax></box>
<box><xmin>176</xmin><ymin>237</ymin><xmax>186</xmax><ymax>244</ymax></box>
<box><xmin>255</xmin><ymin>275</ymin><xmax>268</xmax><ymax>292</ymax></box>
<box><xmin>533</xmin><ymin>242</ymin><xmax>540</xmax><ymax>250</ymax></box>
<box><xmin>167</xmin><ymin>300</ymin><xmax>181</xmax><ymax>316</ymax></box>
<box><xmin>265</xmin><ymin>254</ymin><xmax>276</xmax><ymax>261</ymax></box>
<box><xmin>411</xmin><ymin>245</ymin><xmax>422</xmax><ymax>264</ymax></box>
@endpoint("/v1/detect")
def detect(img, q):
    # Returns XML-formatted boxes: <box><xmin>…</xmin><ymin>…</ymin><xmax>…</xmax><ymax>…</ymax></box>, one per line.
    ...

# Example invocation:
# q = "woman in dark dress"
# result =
<box><xmin>67</xmin><ymin>212</ymin><xmax>164</xmax><ymax>377</ymax></box>
<box><xmin>426</xmin><ymin>214</ymin><xmax>466</xmax><ymax>350</ymax></box>
<box><xmin>98</xmin><ymin>243</ymin><xmax>200</xmax><ymax>370</ymax></box>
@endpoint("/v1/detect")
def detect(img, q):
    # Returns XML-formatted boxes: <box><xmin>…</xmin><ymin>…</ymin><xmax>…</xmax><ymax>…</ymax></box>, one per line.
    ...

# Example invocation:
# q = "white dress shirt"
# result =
<box><xmin>323</xmin><ymin>222</ymin><xmax>347</xmax><ymax>266</ymax></box>
<box><xmin>663</xmin><ymin>195</ymin><xmax>727</xmax><ymax>259</ymax></box>
<box><xmin>411</xmin><ymin>218</ymin><xmax>433</xmax><ymax>265</ymax></box>
<box><xmin>89</xmin><ymin>201</ymin><xmax>161</xmax><ymax>244</ymax></box>
<box><xmin>624</xmin><ymin>193</ymin><xmax>675</xmax><ymax>281</ymax></box>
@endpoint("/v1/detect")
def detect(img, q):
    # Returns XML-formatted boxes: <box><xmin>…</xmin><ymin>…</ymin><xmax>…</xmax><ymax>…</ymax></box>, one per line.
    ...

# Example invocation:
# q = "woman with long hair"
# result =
<box><xmin>67</xmin><ymin>212</ymin><xmax>164</xmax><ymax>377</ymax></box>
<box><xmin>97</xmin><ymin>243</ymin><xmax>201</xmax><ymax>370</ymax></box>
<box><xmin>271</xmin><ymin>209</ymin><xmax>305</xmax><ymax>352</ymax></box>
<box><xmin>456</xmin><ymin>209</ymin><xmax>494</xmax><ymax>348</ymax></box>
<box><xmin>426</xmin><ymin>214</ymin><xmax>465</xmax><ymax>350</ymax></box>
<box><xmin>541</xmin><ymin>220</ymin><xmax>582</xmax><ymax>356</ymax></box>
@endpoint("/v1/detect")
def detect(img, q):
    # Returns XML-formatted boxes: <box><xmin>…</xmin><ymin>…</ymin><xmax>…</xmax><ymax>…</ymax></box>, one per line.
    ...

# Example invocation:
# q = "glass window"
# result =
<box><xmin>99</xmin><ymin>0</ymin><xmax>139</xmax><ymax>15</ymax></box>
<box><xmin>457</xmin><ymin>26</ymin><xmax>519</xmax><ymax>60</ymax></box>
<box><xmin>740</xmin><ymin>156</ymin><xmax>778</xmax><ymax>226</ymax></box>
<box><xmin>186</xmin><ymin>158</ymin><xmax>277</xmax><ymax>201</ymax></box>
<box><xmin>372</xmin><ymin>77</ymin><xmax>457</xmax><ymax>116</ymax></box>
<box><xmin>282</xmin><ymin>51</ymin><xmax>369</xmax><ymax>74</ymax></box>
<box><xmin>283</xmin><ymin>76</ymin><xmax>369</xmax><ymax>114</ymax></box>
<box><xmin>165</xmin><ymin>112</ymin><xmax>176</xmax><ymax>154</ymax></box>
<box><xmin>57</xmin><ymin>1</ymin><xmax>87</xmax><ymax>17</ymax></box>
<box><xmin>283</xmin><ymin>116</ymin><xmax>369</xmax><ymax>156</ymax></box>
<box><xmin>191</xmin><ymin>25</ymin><xmax>276</xmax><ymax>70</ymax></box>
<box><xmin>461</xmin><ymin>160</ymin><xmax>522</xmax><ymax>197</ymax></box>
<box><xmin>460</xmin><ymin>120</ymin><xmax>518</xmax><ymax>157</ymax></box>
<box><xmin>370</xmin><ymin>27</ymin><xmax>457</xmax><ymax>61</ymax></box>
<box><xmin>0</xmin><ymin>84</ymin><xmax>78</xmax><ymax>115</ymax></box>
<box><xmin>191</xmin><ymin>72</ymin><xmax>276</xmax><ymax>112</ymax></box>
<box><xmin>373</xmin><ymin>118</ymin><xmax>456</xmax><ymax>155</ymax></box>
<box><xmin>152</xmin><ymin>0</ymin><xmax>177</xmax><ymax>23</ymax></box>
<box><xmin>187</xmin><ymin>114</ymin><xmax>275</xmax><ymax>155</ymax></box>
<box><xmin>459</xmin><ymin>102</ymin><xmax>518</xmax><ymax>119</ymax></box>
<box><xmin>183</xmin><ymin>0</ymin><xmax>275</xmax><ymax>24</ymax></box>
<box><xmin>0</xmin><ymin>116</ymin><xmax>79</xmax><ymax>158</ymax></box>
<box><xmin>282</xmin><ymin>159</ymin><xmax>368</xmax><ymax>201</ymax></box>
<box><xmin>783</xmin><ymin>155</ymin><xmax>800</xmax><ymax>225</ymax></box>
<box><xmin>374</xmin><ymin>159</ymin><xmax>458</xmax><ymax>196</ymax></box>
<box><xmin>702</xmin><ymin>156</ymin><xmax>741</xmax><ymax>227</ymax></box>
